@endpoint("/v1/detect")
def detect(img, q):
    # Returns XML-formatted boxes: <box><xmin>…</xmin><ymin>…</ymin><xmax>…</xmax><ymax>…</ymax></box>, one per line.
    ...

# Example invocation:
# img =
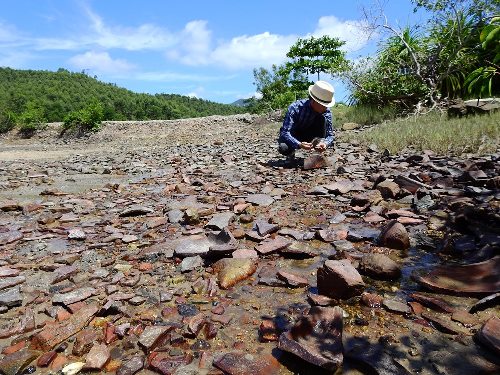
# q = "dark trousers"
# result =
<box><xmin>278</xmin><ymin>115</ymin><xmax>326</xmax><ymax>156</ymax></box>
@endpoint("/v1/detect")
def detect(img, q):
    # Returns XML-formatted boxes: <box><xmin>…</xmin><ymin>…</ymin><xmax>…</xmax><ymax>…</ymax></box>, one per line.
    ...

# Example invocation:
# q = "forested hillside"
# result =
<box><xmin>0</xmin><ymin>67</ymin><xmax>246</xmax><ymax>123</ymax></box>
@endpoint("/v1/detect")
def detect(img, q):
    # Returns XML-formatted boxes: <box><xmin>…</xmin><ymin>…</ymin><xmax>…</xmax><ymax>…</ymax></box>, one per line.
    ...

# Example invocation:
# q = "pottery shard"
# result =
<box><xmin>213</xmin><ymin>258</ymin><xmax>257</xmax><ymax>289</ymax></box>
<box><xmin>378</xmin><ymin>220</ymin><xmax>410</xmax><ymax>250</ymax></box>
<box><xmin>317</xmin><ymin>260</ymin><xmax>365</xmax><ymax>299</ymax></box>
<box><xmin>30</xmin><ymin>303</ymin><xmax>99</xmax><ymax>351</ymax></box>
<box><xmin>304</xmin><ymin>154</ymin><xmax>330</xmax><ymax>170</ymax></box>
<box><xmin>84</xmin><ymin>343</ymin><xmax>110</xmax><ymax>370</ymax></box>
<box><xmin>476</xmin><ymin>316</ymin><xmax>500</xmax><ymax>355</ymax></box>
<box><xmin>213</xmin><ymin>352</ymin><xmax>280</xmax><ymax>375</ymax></box>
<box><xmin>138</xmin><ymin>325</ymin><xmax>173</xmax><ymax>352</ymax></box>
<box><xmin>414</xmin><ymin>256</ymin><xmax>500</xmax><ymax>297</ymax></box>
<box><xmin>255</xmin><ymin>235</ymin><xmax>291</xmax><ymax>255</ymax></box>
<box><xmin>376</xmin><ymin>180</ymin><xmax>400</xmax><ymax>199</ymax></box>
<box><xmin>359</xmin><ymin>253</ymin><xmax>401</xmax><ymax>280</ymax></box>
<box><xmin>278</xmin><ymin>306</ymin><xmax>343</xmax><ymax>371</ymax></box>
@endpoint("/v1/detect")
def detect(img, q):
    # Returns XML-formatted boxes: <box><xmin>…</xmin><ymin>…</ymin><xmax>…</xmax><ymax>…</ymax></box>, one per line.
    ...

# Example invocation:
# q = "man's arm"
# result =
<box><xmin>323</xmin><ymin>111</ymin><xmax>334</xmax><ymax>147</ymax></box>
<box><xmin>279</xmin><ymin>106</ymin><xmax>301</xmax><ymax>149</ymax></box>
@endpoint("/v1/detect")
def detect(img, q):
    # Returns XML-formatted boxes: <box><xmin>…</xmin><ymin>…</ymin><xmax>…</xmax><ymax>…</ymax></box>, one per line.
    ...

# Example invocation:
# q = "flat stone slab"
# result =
<box><xmin>30</xmin><ymin>303</ymin><xmax>99</xmax><ymax>351</ymax></box>
<box><xmin>415</xmin><ymin>256</ymin><xmax>500</xmax><ymax>296</ymax></box>
<box><xmin>213</xmin><ymin>352</ymin><xmax>280</xmax><ymax>375</ymax></box>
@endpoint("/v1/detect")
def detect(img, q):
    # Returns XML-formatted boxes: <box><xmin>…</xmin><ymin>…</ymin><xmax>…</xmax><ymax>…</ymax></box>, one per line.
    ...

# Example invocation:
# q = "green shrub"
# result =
<box><xmin>16</xmin><ymin>104</ymin><xmax>46</xmax><ymax>137</ymax></box>
<box><xmin>0</xmin><ymin>111</ymin><xmax>16</xmax><ymax>133</ymax></box>
<box><xmin>62</xmin><ymin>100</ymin><xmax>104</xmax><ymax>134</ymax></box>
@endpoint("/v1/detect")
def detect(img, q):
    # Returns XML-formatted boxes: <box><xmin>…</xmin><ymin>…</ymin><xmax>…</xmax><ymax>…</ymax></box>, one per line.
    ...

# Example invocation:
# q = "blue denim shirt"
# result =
<box><xmin>278</xmin><ymin>99</ymin><xmax>334</xmax><ymax>150</ymax></box>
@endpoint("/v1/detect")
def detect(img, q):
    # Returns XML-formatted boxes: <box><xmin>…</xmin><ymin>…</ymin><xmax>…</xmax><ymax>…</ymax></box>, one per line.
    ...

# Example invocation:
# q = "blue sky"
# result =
<box><xmin>0</xmin><ymin>0</ymin><xmax>427</xmax><ymax>104</ymax></box>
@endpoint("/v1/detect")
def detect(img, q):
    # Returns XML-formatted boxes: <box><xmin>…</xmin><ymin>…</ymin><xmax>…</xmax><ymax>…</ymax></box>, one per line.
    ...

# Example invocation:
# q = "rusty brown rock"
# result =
<box><xmin>378</xmin><ymin>220</ymin><xmax>410</xmax><ymax>250</ymax></box>
<box><xmin>213</xmin><ymin>351</ymin><xmax>280</xmax><ymax>375</ymax></box>
<box><xmin>414</xmin><ymin>256</ymin><xmax>500</xmax><ymax>297</ymax></box>
<box><xmin>30</xmin><ymin>303</ymin><xmax>99</xmax><ymax>351</ymax></box>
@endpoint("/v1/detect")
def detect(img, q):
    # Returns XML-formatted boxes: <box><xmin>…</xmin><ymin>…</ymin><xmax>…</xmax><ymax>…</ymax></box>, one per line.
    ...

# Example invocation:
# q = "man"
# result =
<box><xmin>277</xmin><ymin>80</ymin><xmax>335</xmax><ymax>164</ymax></box>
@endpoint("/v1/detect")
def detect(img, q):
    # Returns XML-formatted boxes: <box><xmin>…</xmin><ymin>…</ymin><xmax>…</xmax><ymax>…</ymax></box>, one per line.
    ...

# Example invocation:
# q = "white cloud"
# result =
<box><xmin>83</xmin><ymin>6</ymin><xmax>176</xmax><ymax>51</ymax></box>
<box><xmin>211</xmin><ymin>32</ymin><xmax>296</xmax><ymax>69</ymax></box>
<box><xmin>165</xmin><ymin>20</ymin><xmax>212</xmax><ymax>65</ymax></box>
<box><xmin>68</xmin><ymin>51</ymin><xmax>135</xmax><ymax>74</ymax></box>
<box><xmin>312</xmin><ymin>16</ymin><xmax>372</xmax><ymax>52</ymax></box>
<box><xmin>167</xmin><ymin>15</ymin><xmax>372</xmax><ymax>69</ymax></box>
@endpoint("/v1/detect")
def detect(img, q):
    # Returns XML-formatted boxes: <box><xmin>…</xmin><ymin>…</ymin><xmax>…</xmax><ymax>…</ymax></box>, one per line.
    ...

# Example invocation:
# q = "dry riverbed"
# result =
<box><xmin>0</xmin><ymin>114</ymin><xmax>499</xmax><ymax>374</ymax></box>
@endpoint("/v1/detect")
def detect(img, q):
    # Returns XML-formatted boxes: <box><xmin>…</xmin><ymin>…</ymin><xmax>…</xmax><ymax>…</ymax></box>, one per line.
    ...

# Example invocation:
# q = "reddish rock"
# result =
<box><xmin>277</xmin><ymin>270</ymin><xmax>309</xmax><ymax>287</ymax></box>
<box><xmin>317</xmin><ymin>259</ymin><xmax>365</xmax><ymax>299</ymax></box>
<box><xmin>73</xmin><ymin>328</ymin><xmax>100</xmax><ymax>356</ymax></box>
<box><xmin>30</xmin><ymin>303</ymin><xmax>99</xmax><ymax>351</ymax></box>
<box><xmin>259</xmin><ymin>319</ymin><xmax>279</xmax><ymax>342</ymax></box>
<box><xmin>410</xmin><ymin>292</ymin><xmax>455</xmax><ymax>313</ymax></box>
<box><xmin>1</xmin><ymin>341</ymin><xmax>26</xmax><ymax>355</ymax></box>
<box><xmin>304</xmin><ymin>154</ymin><xmax>330</xmax><ymax>170</ymax></box>
<box><xmin>138</xmin><ymin>325</ymin><xmax>173</xmax><ymax>352</ymax></box>
<box><xmin>476</xmin><ymin>316</ymin><xmax>500</xmax><ymax>355</ymax></box>
<box><xmin>278</xmin><ymin>306</ymin><xmax>343</xmax><ymax>371</ymax></box>
<box><xmin>421</xmin><ymin>311</ymin><xmax>470</xmax><ymax>335</ymax></box>
<box><xmin>414</xmin><ymin>256</ymin><xmax>500</xmax><ymax>296</ymax></box>
<box><xmin>451</xmin><ymin>310</ymin><xmax>480</xmax><ymax>327</ymax></box>
<box><xmin>359</xmin><ymin>253</ymin><xmax>401</xmax><ymax>280</ymax></box>
<box><xmin>254</xmin><ymin>236</ymin><xmax>291</xmax><ymax>255</ymax></box>
<box><xmin>36</xmin><ymin>351</ymin><xmax>57</xmax><ymax>367</ymax></box>
<box><xmin>378</xmin><ymin>220</ymin><xmax>410</xmax><ymax>250</ymax></box>
<box><xmin>149</xmin><ymin>352</ymin><xmax>193</xmax><ymax>374</ymax></box>
<box><xmin>213</xmin><ymin>352</ymin><xmax>280</xmax><ymax>375</ymax></box>
<box><xmin>84</xmin><ymin>343</ymin><xmax>110</xmax><ymax>370</ymax></box>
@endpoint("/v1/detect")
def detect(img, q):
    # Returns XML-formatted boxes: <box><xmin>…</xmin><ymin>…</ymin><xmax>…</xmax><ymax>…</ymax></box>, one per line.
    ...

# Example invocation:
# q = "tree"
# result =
<box><xmin>346</xmin><ymin>0</ymin><xmax>498</xmax><ymax>110</ymax></box>
<box><xmin>464</xmin><ymin>15</ymin><xmax>500</xmax><ymax>99</ymax></box>
<box><xmin>284</xmin><ymin>36</ymin><xmax>348</xmax><ymax>82</ymax></box>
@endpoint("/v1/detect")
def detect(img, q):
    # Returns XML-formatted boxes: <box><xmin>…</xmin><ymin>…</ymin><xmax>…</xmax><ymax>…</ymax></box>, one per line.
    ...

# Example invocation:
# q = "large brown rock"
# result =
<box><xmin>213</xmin><ymin>352</ymin><xmax>280</xmax><ymax>375</ymax></box>
<box><xmin>359</xmin><ymin>253</ymin><xmax>401</xmax><ymax>280</ymax></box>
<box><xmin>378</xmin><ymin>220</ymin><xmax>410</xmax><ymax>250</ymax></box>
<box><xmin>317</xmin><ymin>260</ymin><xmax>365</xmax><ymax>299</ymax></box>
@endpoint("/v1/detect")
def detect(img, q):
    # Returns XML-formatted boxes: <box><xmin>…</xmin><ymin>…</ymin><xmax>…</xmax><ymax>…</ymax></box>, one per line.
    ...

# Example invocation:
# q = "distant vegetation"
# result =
<box><xmin>252</xmin><ymin>0</ymin><xmax>499</xmax><ymax>116</ymax></box>
<box><xmin>0</xmin><ymin>67</ymin><xmax>246</xmax><ymax>134</ymax></box>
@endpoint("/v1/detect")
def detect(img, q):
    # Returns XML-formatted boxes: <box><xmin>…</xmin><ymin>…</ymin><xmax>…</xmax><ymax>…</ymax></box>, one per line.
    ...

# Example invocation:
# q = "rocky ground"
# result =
<box><xmin>0</xmin><ymin>114</ymin><xmax>499</xmax><ymax>375</ymax></box>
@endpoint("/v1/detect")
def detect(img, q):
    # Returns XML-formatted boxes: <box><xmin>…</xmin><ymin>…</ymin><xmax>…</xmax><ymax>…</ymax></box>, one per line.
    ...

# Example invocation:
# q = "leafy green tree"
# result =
<box><xmin>284</xmin><ymin>36</ymin><xmax>348</xmax><ymax>81</ymax></box>
<box><xmin>464</xmin><ymin>15</ymin><xmax>500</xmax><ymax>98</ymax></box>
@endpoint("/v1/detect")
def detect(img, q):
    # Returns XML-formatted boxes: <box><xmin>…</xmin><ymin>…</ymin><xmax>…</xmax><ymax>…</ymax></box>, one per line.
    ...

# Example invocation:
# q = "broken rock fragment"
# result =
<box><xmin>278</xmin><ymin>306</ymin><xmax>343</xmax><ymax>371</ymax></box>
<box><xmin>212</xmin><ymin>258</ymin><xmax>257</xmax><ymax>289</ymax></box>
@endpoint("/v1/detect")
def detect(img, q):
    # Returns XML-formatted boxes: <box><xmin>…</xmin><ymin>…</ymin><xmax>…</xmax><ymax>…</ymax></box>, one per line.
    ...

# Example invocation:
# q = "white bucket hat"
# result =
<box><xmin>308</xmin><ymin>81</ymin><xmax>335</xmax><ymax>107</ymax></box>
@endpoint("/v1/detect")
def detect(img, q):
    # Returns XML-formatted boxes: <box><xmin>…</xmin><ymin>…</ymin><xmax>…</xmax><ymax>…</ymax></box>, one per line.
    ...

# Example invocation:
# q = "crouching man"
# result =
<box><xmin>277</xmin><ymin>80</ymin><xmax>335</xmax><ymax>164</ymax></box>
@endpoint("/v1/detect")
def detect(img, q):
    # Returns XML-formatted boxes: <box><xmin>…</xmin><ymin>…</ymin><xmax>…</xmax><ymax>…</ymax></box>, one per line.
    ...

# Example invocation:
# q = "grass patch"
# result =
<box><xmin>332</xmin><ymin>104</ymin><xmax>399</xmax><ymax>127</ymax></box>
<box><xmin>346</xmin><ymin>110</ymin><xmax>500</xmax><ymax>155</ymax></box>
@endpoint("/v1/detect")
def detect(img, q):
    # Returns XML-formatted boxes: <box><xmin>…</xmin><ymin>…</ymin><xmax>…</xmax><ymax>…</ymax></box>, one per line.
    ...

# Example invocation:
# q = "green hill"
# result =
<box><xmin>0</xmin><ymin>67</ymin><xmax>246</xmax><ymax>123</ymax></box>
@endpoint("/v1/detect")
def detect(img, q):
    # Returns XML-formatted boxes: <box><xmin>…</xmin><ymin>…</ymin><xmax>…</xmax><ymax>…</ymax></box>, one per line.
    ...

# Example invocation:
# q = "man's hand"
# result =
<box><xmin>300</xmin><ymin>142</ymin><xmax>313</xmax><ymax>150</ymax></box>
<box><xmin>314</xmin><ymin>142</ymin><xmax>327</xmax><ymax>152</ymax></box>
